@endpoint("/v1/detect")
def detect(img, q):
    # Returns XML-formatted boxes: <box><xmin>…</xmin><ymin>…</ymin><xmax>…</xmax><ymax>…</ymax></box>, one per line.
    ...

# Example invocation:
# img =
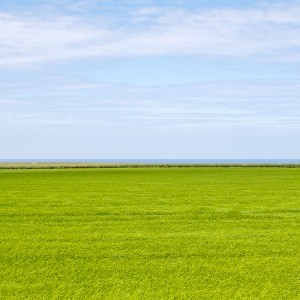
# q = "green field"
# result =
<box><xmin>0</xmin><ymin>167</ymin><xmax>300</xmax><ymax>299</ymax></box>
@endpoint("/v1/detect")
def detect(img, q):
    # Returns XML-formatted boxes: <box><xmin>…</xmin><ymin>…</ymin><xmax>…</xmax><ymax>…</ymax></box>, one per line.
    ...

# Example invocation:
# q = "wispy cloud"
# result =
<box><xmin>1</xmin><ymin>2</ymin><xmax>300</xmax><ymax>67</ymax></box>
<box><xmin>2</xmin><ymin>79</ymin><xmax>300</xmax><ymax>128</ymax></box>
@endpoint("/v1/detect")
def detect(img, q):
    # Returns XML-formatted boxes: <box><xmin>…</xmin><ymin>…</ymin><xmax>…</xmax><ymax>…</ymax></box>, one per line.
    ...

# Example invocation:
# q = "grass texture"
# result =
<box><xmin>0</xmin><ymin>167</ymin><xmax>300</xmax><ymax>299</ymax></box>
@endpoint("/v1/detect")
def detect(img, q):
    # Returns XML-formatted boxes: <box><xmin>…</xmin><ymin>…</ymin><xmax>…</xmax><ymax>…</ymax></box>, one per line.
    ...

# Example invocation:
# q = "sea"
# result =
<box><xmin>1</xmin><ymin>159</ymin><xmax>300</xmax><ymax>164</ymax></box>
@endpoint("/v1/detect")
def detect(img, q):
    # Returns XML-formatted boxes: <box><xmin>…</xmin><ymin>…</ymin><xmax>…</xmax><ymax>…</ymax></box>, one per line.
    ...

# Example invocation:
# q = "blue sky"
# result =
<box><xmin>1</xmin><ymin>0</ymin><xmax>300</xmax><ymax>159</ymax></box>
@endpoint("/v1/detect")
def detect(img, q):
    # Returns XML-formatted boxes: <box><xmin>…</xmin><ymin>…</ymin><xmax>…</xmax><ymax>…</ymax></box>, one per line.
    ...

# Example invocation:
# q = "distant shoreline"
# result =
<box><xmin>1</xmin><ymin>159</ymin><xmax>300</xmax><ymax>163</ymax></box>
<box><xmin>1</xmin><ymin>162</ymin><xmax>300</xmax><ymax>169</ymax></box>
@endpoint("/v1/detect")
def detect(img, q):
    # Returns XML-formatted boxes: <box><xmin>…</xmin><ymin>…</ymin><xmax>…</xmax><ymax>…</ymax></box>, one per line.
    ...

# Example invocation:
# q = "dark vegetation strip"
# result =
<box><xmin>1</xmin><ymin>162</ymin><xmax>300</xmax><ymax>169</ymax></box>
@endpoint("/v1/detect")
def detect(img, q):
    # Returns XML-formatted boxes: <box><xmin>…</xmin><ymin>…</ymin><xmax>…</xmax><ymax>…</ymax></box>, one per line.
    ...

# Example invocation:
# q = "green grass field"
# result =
<box><xmin>0</xmin><ymin>167</ymin><xmax>300</xmax><ymax>299</ymax></box>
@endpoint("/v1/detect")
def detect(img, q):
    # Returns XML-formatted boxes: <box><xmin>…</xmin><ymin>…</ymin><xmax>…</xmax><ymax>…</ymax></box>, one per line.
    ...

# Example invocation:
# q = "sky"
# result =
<box><xmin>1</xmin><ymin>0</ymin><xmax>300</xmax><ymax>159</ymax></box>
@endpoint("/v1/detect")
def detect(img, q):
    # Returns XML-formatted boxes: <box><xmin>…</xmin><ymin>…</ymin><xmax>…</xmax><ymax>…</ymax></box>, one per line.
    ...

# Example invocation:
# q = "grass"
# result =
<box><xmin>0</xmin><ymin>167</ymin><xmax>300</xmax><ymax>299</ymax></box>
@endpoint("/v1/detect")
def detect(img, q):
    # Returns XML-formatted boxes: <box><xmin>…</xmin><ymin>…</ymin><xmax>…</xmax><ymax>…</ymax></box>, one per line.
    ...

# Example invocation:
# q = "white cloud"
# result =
<box><xmin>1</xmin><ymin>2</ymin><xmax>300</xmax><ymax>67</ymax></box>
<box><xmin>0</xmin><ymin>99</ymin><xmax>20</xmax><ymax>104</ymax></box>
<box><xmin>0</xmin><ymin>12</ymin><xmax>110</xmax><ymax>67</ymax></box>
